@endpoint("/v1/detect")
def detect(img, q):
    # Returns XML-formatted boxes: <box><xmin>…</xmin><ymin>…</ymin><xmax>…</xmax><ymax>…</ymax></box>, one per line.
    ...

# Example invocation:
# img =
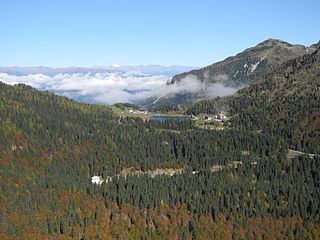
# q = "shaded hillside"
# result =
<box><xmin>230</xmin><ymin>45</ymin><xmax>320</xmax><ymax>153</ymax></box>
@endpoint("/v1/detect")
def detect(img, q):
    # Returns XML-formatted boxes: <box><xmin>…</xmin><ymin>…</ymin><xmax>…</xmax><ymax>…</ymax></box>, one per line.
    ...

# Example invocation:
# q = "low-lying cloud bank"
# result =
<box><xmin>0</xmin><ymin>68</ymin><xmax>242</xmax><ymax>105</ymax></box>
<box><xmin>0</xmin><ymin>72</ymin><xmax>169</xmax><ymax>104</ymax></box>
<box><xmin>155</xmin><ymin>74</ymin><xmax>241</xmax><ymax>100</ymax></box>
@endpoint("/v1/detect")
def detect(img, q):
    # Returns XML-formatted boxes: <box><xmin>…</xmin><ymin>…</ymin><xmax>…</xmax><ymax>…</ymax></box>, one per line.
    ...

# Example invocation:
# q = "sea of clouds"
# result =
<box><xmin>0</xmin><ymin>71</ymin><xmax>171</xmax><ymax>104</ymax></box>
<box><xmin>0</xmin><ymin>67</ymin><xmax>241</xmax><ymax>105</ymax></box>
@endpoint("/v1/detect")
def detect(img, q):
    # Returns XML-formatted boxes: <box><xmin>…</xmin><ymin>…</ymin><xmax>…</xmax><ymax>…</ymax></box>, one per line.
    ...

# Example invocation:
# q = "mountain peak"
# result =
<box><xmin>261</xmin><ymin>38</ymin><xmax>288</xmax><ymax>44</ymax></box>
<box><xmin>249</xmin><ymin>38</ymin><xmax>294</xmax><ymax>51</ymax></box>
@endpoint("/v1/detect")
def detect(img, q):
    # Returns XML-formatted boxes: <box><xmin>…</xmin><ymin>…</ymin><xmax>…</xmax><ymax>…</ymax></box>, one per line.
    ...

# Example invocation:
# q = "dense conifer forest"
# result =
<box><xmin>0</xmin><ymin>48</ymin><xmax>319</xmax><ymax>239</ymax></box>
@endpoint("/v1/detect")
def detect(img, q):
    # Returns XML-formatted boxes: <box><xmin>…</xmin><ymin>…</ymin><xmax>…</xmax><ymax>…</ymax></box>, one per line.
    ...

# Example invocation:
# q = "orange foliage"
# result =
<box><xmin>0</xmin><ymin>192</ymin><xmax>319</xmax><ymax>239</ymax></box>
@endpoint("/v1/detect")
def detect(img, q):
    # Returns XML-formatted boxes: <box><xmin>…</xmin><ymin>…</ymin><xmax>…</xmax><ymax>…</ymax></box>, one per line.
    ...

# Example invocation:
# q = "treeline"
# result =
<box><xmin>113</xmin><ymin>102</ymin><xmax>139</xmax><ymax>110</ymax></box>
<box><xmin>152</xmin><ymin>104</ymin><xmax>182</xmax><ymax>113</ymax></box>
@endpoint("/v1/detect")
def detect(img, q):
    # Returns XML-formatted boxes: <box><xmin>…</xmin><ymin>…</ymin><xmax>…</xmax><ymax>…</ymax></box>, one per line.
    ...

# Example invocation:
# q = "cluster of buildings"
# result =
<box><xmin>194</xmin><ymin>113</ymin><xmax>227</xmax><ymax>121</ymax></box>
<box><xmin>129</xmin><ymin>108</ymin><xmax>148</xmax><ymax>115</ymax></box>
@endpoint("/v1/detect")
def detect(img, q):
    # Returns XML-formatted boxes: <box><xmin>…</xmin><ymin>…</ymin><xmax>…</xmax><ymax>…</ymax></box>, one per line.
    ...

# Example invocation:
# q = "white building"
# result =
<box><xmin>91</xmin><ymin>176</ymin><xmax>104</xmax><ymax>185</ymax></box>
<box><xmin>133</xmin><ymin>109</ymin><xmax>148</xmax><ymax>115</ymax></box>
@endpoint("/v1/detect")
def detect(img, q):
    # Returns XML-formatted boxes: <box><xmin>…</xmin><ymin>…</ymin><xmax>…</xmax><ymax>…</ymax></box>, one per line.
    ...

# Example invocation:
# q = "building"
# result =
<box><xmin>215</xmin><ymin>113</ymin><xmax>227</xmax><ymax>120</ymax></box>
<box><xmin>91</xmin><ymin>176</ymin><xmax>104</xmax><ymax>185</ymax></box>
<box><xmin>134</xmin><ymin>109</ymin><xmax>148</xmax><ymax>115</ymax></box>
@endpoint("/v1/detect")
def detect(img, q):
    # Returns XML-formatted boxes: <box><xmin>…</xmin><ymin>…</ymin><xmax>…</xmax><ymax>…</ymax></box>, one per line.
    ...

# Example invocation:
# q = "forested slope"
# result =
<box><xmin>184</xmin><ymin>46</ymin><xmax>320</xmax><ymax>153</ymax></box>
<box><xmin>230</xmin><ymin>45</ymin><xmax>320</xmax><ymax>154</ymax></box>
<box><xmin>0</xmin><ymin>58</ymin><xmax>319</xmax><ymax>239</ymax></box>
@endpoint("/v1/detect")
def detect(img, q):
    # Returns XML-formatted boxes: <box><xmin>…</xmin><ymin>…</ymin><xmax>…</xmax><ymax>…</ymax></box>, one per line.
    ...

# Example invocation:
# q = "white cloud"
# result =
<box><xmin>0</xmin><ymin>72</ymin><xmax>168</xmax><ymax>104</ymax></box>
<box><xmin>157</xmin><ymin>74</ymin><xmax>203</xmax><ymax>97</ymax></box>
<box><xmin>155</xmin><ymin>74</ymin><xmax>241</xmax><ymax>99</ymax></box>
<box><xmin>0</xmin><ymin>70</ymin><xmax>242</xmax><ymax>105</ymax></box>
<box><xmin>205</xmin><ymin>82</ymin><xmax>238</xmax><ymax>98</ymax></box>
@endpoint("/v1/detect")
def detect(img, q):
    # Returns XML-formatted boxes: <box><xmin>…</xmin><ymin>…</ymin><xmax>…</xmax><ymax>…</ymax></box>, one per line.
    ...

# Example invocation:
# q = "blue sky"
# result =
<box><xmin>1</xmin><ymin>0</ymin><xmax>319</xmax><ymax>67</ymax></box>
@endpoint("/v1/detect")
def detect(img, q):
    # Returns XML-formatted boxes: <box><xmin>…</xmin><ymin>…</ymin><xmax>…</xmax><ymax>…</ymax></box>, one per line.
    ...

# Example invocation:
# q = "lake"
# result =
<box><xmin>149</xmin><ymin>116</ymin><xmax>189</xmax><ymax>121</ymax></box>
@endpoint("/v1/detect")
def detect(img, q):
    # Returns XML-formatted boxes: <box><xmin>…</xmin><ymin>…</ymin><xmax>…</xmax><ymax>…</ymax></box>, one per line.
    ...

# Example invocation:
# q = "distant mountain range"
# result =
<box><xmin>0</xmin><ymin>65</ymin><xmax>197</xmax><ymax>76</ymax></box>
<box><xmin>145</xmin><ymin>39</ymin><xmax>319</xmax><ymax>108</ymax></box>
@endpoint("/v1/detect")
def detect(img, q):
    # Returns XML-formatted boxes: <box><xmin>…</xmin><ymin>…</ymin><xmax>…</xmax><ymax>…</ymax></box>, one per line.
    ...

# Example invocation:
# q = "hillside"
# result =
<box><xmin>230</xmin><ymin>44</ymin><xmax>320</xmax><ymax>153</ymax></box>
<box><xmin>183</xmin><ymin>44</ymin><xmax>320</xmax><ymax>153</ymax></box>
<box><xmin>171</xmin><ymin>39</ymin><xmax>317</xmax><ymax>85</ymax></box>
<box><xmin>145</xmin><ymin>39</ymin><xmax>318</xmax><ymax>108</ymax></box>
<box><xmin>0</xmin><ymin>53</ymin><xmax>320</xmax><ymax>239</ymax></box>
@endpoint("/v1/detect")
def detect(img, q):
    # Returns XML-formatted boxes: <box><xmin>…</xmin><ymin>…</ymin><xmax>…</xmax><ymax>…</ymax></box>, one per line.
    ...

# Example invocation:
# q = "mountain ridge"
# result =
<box><xmin>170</xmin><ymin>38</ymin><xmax>317</xmax><ymax>85</ymax></box>
<box><xmin>145</xmin><ymin>39</ymin><xmax>318</xmax><ymax>108</ymax></box>
<box><xmin>0</xmin><ymin>65</ymin><xmax>197</xmax><ymax>76</ymax></box>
